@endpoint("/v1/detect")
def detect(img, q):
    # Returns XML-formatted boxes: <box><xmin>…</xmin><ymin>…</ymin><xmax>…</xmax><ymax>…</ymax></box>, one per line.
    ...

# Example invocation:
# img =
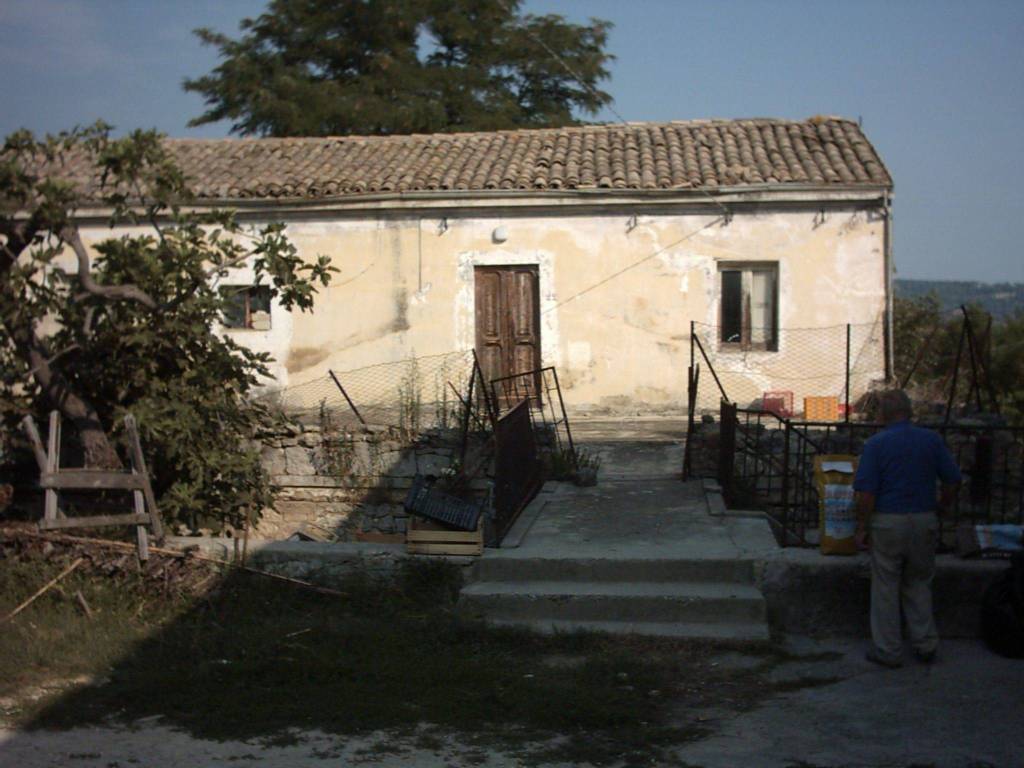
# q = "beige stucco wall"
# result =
<box><xmin>76</xmin><ymin>200</ymin><xmax>888</xmax><ymax>416</ymax></box>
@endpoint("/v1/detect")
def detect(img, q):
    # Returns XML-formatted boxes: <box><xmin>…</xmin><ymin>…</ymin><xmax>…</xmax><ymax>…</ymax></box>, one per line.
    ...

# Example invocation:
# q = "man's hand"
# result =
<box><xmin>855</xmin><ymin>526</ymin><xmax>869</xmax><ymax>551</ymax></box>
<box><xmin>854</xmin><ymin>490</ymin><xmax>875</xmax><ymax>552</ymax></box>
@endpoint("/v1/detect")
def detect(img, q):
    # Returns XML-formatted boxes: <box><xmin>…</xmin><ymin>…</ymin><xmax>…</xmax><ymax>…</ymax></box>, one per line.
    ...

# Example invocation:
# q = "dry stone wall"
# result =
<box><xmin>258</xmin><ymin>422</ymin><xmax>467</xmax><ymax>540</ymax></box>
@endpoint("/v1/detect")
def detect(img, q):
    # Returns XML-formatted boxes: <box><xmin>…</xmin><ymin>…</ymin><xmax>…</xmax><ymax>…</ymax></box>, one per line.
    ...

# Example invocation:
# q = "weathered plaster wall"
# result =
<box><xmin>76</xmin><ymin>203</ymin><xmax>887</xmax><ymax>415</ymax></box>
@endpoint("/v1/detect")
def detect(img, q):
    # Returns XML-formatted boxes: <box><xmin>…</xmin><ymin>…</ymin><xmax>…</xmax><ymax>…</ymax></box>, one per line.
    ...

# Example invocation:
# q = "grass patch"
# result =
<box><xmin>0</xmin><ymin>543</ymin><xmax>196</xmax><ymax>702</ymax></box>
<box><xmin>0</xmin><ymin>533</ymin><xmax>849</xmax><ymax>765</ymax></box>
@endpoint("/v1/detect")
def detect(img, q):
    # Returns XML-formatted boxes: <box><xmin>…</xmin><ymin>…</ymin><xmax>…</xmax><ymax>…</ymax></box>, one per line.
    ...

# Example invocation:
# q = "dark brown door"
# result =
<box><xmin>475</xmin><ymin>266</ymin><xmax>541</xmax><ymax>396</ymax></box>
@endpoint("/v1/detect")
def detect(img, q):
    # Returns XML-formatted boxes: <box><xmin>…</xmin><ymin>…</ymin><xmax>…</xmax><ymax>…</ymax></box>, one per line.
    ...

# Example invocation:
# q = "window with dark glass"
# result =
<box><xmin>718</xmin><ymin>264</ymin><xmax>778</xmax><ymax>350</ymax></box>
<box><xmin>220</xmin><ymin>285</ymin><xmax>272</xmax><ymax>329</ymax></box>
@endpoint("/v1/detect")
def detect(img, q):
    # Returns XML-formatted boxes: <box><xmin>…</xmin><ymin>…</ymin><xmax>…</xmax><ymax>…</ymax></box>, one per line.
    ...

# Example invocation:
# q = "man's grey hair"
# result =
<box><xmin>878</xmin><ymin>389</ymin><xmax>913</xmax><ymax>423</ymax></box>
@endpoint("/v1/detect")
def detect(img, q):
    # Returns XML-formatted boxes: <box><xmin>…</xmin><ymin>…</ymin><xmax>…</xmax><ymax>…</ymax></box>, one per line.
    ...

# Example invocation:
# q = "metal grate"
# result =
<box><xmin>403</xmin><ymin>475</ymin><xmax>482</xmax><ymax>532</ymax></box>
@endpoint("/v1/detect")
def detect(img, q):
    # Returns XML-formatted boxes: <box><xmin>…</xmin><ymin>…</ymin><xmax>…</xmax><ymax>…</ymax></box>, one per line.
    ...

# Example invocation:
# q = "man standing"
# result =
<box><xmin>853</xmin><ymin>389</ymin><xmax>961</xmax><ymax>668</ymax></box>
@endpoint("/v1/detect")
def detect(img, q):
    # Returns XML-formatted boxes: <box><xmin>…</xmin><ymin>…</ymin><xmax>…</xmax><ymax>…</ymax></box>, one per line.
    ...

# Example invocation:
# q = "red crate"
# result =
<box><xmin>762</xmin><ymin>390</ymin><xmax>793</xmax><ymax>418</ymax></box>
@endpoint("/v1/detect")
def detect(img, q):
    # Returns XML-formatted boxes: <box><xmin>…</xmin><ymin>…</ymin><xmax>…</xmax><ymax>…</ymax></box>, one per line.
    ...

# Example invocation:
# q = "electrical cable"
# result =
<box><xmin>541</xmin><ymin>216</ymin><xmax>723</xmax><ymax>315</ymax></box>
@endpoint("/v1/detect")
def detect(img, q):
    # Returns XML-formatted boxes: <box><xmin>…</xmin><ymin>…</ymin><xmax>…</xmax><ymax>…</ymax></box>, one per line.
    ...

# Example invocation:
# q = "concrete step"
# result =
<box><xmin>459</xmin><ymin>580</ymin><xmax>766</xmax><ymax>625</ymax></box>
<box><xmin>475</xmin><ymin>556</ymin><xmax>756</xmax><ymax>584</ymax></box>
<box><xmin>485</xmin><ymin>617</ymin><xmax>771</xmax><ymax>641</ymax></box>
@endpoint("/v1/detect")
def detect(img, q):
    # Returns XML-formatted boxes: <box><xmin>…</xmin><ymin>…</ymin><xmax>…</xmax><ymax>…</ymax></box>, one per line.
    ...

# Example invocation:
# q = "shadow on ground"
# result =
<box><xmin>0</xmin><ymin>534</ymin><xmax>833</xmax><ymax>767</ymax></box>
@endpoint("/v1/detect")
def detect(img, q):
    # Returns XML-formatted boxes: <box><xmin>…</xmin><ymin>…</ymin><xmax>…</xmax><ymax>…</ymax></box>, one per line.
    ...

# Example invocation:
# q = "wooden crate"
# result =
<box><xmin>406</xmin><ymin>516</ymin><xmax>484</xmax><ymax>556</ymax></box>
<box><xmin>804</xmin><ymin>395</ymin><xmax>839</xmax><ymax>422</ymax></box>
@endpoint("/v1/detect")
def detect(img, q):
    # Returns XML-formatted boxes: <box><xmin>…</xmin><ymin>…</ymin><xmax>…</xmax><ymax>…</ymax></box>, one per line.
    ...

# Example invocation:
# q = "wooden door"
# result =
<box><xmin>475</xmin><ymin>266</ymin><xmax>541</xmax><ymax>396</ymax></box>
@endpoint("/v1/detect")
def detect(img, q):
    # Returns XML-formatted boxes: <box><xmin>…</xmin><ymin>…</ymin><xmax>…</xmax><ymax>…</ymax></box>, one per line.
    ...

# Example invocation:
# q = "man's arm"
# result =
<box><xmin>855</xmin><ymin>491</ymin><xmax>875</xmax><ymax>549</ymax></box>
<box><xmin>853</xmin><ymin>441</ymin><xmax>879</xmax><ymax>550</ymax></box>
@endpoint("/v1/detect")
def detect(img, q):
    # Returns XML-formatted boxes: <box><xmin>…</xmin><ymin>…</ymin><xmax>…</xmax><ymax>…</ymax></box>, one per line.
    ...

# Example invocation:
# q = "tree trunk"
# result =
<box><xmin>25</xmin><ymin>335</ymin><xmax>121</xmax><ymax>469</ymax></box>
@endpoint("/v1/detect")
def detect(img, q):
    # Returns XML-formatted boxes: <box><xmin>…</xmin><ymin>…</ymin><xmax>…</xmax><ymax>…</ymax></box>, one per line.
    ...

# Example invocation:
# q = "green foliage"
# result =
<box><xmin>0</xmin><ymin>124</ymin><xmax>335</xmax><ymax>530</ymax></box>
<box><xmin>544</xmin><ymin>444</ymin><xmax>601</xmax><ymax>484</ymax></box>
<box><xmin>893</xmin><ymin>294</ymin><xmax>1024</xmax><ymax>424</ymax></box>
<box><xmin>317</xmin><ymin>399</ymin><xmax>355</xmax><ymax>478</ymax></box>
<box><xmin>397</xmin><ymin>357</ymin><xmax>422</xmax><ymax>435</ymax></box>
<box><xmin>987</xmin><ymin>310</ymin><xmax>1024</xmax><ymax>423</ymax></box>
<box><xmin>184</xmin><ymin>0</ymin><xmax>614</xmax><ymax>137</ymax></box>
<box><xmin>892</xmin><ymin>294</ymin><xmax>956</xmax><ymax>395</ymax></box>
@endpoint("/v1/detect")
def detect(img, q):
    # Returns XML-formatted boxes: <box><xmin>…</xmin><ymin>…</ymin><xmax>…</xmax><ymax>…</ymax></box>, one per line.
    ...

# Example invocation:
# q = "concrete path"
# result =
<box><xmin>499</xmin><ymin>419</ymin><xmax>776</xmax><ymax>561</ymax></box>
<box><xmin>461</xmin><ymin>422</ymin><xmax>778</xmax><ymax>639</ymax></box>
<box><xmin>674</xmin><ymin>637</ymin><xmax>1024</xmax><ymax>768</ymax></box>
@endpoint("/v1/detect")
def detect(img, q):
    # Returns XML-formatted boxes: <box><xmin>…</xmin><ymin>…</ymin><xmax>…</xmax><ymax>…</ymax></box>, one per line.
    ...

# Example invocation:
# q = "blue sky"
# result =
<box><xmin>1</xmin><ymin>0</ymin><xmax>1021</xmax><ymax>282</ymax></box>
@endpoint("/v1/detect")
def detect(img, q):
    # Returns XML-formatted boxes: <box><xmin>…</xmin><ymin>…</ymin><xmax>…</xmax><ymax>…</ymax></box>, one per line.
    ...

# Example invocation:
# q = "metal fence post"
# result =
<box><xmin>780</xmin><ymin>420</ymin><xmax>791</xmax><ymax>546</ymax></box>
<box><xmin>683</xmin><ymin>363</ymin><xmax>698</xmax><ymax>479</ymax></box>
<box><xmin>690</xmin><ymin>320</ymin><xmax>696</xmax><ymax>372</ymax></box>
<box><xmin>845</xmin><ymin>323</ymin><xmax>851</xmax><ymax>423</ymax></box>
<box><xmin>328</xmin><ymin>370</ymin><xmax>366</xmax><ymax>426</ymax></box>
<box><xmin>550</xmin><ymin>367</ymin><xmax>576</xmax><ymax>458</ymax></box>
<box><xmin>458</xmin><ymin>366</ymin><xmax>476</xmax><ymax>462</ymax></box>
<box><xmin>718</xmin><ymin>400</ymin><xmax>736</xmax><ymax>501</ymax></box>
<box><xmin>944</xmin><ymin>320</ymin><xmax>968</xmax><ymax>425</ymax></box>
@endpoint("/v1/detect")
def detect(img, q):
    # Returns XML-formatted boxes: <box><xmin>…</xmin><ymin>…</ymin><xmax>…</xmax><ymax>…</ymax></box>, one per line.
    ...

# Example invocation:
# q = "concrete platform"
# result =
<box><xmin>461</xmin><ymin>437</ymin><xmax>775</xmax><ymax>640</ymax></box>
<box><xmin>463</xmin><ymin>429</ymin><xmax>1009</xmax><ymax>641</ymax></box>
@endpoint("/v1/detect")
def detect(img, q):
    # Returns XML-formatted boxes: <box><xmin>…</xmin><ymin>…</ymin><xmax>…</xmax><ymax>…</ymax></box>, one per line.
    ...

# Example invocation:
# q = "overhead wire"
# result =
<box><xmin>541</xmin><ymin>217</ymin><xmax>723</xmax><ymax>315</ymax></box>
<box><xmin>493</xmin><ymin>0</ymin><xmax>735</xmax><ymax>314</ymax></box>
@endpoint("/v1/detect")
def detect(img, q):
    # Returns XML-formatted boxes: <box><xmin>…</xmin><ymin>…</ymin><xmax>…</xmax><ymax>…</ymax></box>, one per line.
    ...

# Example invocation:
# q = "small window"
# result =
<box><xmin>220</xmin><ymin>285</ymin><xmax>272</xmax><ymax>330</ymax></box>
<box><xmin>719</xmin><ymin>264</ymin><xmax>778</xmax><ymax>350</ymax></box>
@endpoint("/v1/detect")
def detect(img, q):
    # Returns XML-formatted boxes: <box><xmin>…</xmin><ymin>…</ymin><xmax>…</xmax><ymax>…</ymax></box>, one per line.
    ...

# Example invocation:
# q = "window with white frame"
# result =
<box><xmin>220</xmin><ymin>285</ymin><xmax>272</xmax><ymax>330</ymax></box>
<box><xmin>718</xmin><ymin>263</ymin><xmax>778</xmax><ymax>350</ymax></box>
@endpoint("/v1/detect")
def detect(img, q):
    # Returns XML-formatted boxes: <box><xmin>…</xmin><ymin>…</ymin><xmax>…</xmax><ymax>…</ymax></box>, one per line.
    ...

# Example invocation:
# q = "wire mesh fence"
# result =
<box><xmin>720</xmin><ymin>403</ymin><xmax>1024</xmax><ymax>548</ymax></box>
<box><xmin>690</xmin><ymin>319</ymin><xmax>887</xmax><ymax>417</ymax></box>
<box><xmin>262</xmin><ymin>350</ymin><xmax>492</xmax><ymax>437</ymax></box>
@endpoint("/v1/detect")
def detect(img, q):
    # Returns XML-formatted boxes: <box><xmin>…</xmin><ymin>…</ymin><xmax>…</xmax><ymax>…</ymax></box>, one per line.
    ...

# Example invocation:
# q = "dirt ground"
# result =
<box><xmin>1</xmin><ymin>637</ymin><xmax>1020</xmax><ymax>768</ymax></box>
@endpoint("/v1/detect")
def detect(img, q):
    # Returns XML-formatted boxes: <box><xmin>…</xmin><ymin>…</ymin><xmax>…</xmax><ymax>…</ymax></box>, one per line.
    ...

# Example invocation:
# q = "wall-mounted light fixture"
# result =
<box><xmin>492</xmin><ymin>226</ymin><xmax>508</xmax><ymax>244</ymax></box>
<box><xmin>626</xmin><ymin>214</ymin><xmax>638</xmax><ymax>233</ymax></box>
<box><xmin>437</xmin><ymin>217</ymin><xmax>449</xmax><ymax>235</ymax></box>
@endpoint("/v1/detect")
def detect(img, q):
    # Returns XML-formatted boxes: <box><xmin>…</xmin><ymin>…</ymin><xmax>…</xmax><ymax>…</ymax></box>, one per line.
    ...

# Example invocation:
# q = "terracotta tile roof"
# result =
<box><xmin>80</xmin><ymin>117</ymin><xmax>892</xmax><ymax>202</ymax></box>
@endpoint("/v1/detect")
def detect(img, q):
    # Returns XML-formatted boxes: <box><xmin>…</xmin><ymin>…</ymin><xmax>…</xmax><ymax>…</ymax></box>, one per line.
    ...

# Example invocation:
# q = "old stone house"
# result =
<box><xmin>54</xmin><ymin>117</ymin><xmax>896</xmax><ymax>538</ymax></box>
<box><xmin>73</xmin><ymin>116</ymin><xmax>893</xmax><ymax>418</ymax></box>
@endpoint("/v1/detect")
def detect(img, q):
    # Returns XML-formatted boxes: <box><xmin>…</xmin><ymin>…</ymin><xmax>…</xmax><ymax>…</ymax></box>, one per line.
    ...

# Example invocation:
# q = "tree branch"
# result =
<box><xmin>9</xmin><ymin>318</ymin><xmax>120</xmax><ymax>468</ymax></box>
<box><xmin>60</xmin><ymin>225</ymin><xmax>157</xmax><ymax>309</ymax></box>
<box><xmin>25</xmin><ymin>343</ymin><xmax>80</xmax><ymax>377</ymax></box>
<box><xmin>0</xmin><ymin>218</ymin><xmax>40</xmax><ymax>273</ymax></box>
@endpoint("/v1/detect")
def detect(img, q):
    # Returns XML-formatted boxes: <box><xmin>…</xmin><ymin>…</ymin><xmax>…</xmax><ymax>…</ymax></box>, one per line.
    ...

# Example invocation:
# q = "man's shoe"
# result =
<box><xmin>865</xmin><ymin>648</ymin><xmax>903</xmax><ymax>669</ymax></box>
<box><xmin>913</xmin><ymin>648</ymin><xmax>937</xmax><ymax>664</ymax></box>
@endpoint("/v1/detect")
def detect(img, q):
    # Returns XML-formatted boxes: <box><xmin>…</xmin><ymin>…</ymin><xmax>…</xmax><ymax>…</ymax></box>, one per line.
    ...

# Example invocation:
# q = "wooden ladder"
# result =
<box><xmin>21</xmin><ymin>411</ymin><xmax>165</xmax><ymax>559</ymax></box>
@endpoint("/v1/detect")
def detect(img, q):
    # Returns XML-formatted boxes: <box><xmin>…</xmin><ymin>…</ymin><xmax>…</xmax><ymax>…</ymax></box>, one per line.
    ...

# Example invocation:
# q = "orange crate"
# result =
<box><xmin>804</xmin><ymin>396</ymin><xmax>839</xmax><ymax>422</ymax></box>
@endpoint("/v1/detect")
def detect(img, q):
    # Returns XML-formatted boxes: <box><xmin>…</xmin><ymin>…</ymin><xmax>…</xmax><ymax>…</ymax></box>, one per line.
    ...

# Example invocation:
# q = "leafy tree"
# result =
<box><xmin>0</xmin><ymin>125</ymin><xmax>335</xmax><ymax>530</ymax></box>
<box><xmin>892</xmin><ymin>294</ymin><xmax>953</xmax><ymax>392</ymax></box>
<box><xmin>893</xmin><ymin>294</ymin><xmax>1023</xmax><ymax>424</ymax></box>
<box><xmin>988</xmin><ymin>310</ymin><xmax>1024</xmax><ymax>423</ymax></box>
<box><xmin>184</xmin><ymin>0</ymin><xmax>614</xmax><ymax>136</ymax></box>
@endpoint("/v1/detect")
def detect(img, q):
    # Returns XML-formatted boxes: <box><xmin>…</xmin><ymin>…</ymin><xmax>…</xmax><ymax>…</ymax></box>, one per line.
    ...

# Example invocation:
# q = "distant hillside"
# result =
<box><xmin>895</xmin><ymin>279</ymin><xmax>1024</xmax><ymax>319</ymax></box>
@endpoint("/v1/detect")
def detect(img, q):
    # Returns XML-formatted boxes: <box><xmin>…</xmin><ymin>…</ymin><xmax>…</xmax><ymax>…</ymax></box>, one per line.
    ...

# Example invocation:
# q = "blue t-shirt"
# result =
<box><xmin>853</xmin><ymin>420</ymin><xmax>962</xmax><ymax>514</ymax></box>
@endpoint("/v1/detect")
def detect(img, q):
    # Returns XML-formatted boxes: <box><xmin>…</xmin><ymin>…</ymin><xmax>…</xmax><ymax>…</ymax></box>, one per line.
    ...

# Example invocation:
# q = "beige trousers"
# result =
<box><xmin>869</xmin><ymin>512</ymin><xmax>940</xmax><ymax>662</ymax></box>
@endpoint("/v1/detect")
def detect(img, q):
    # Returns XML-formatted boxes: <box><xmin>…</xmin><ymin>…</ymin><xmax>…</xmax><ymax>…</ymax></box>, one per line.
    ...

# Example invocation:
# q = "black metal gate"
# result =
<box><xmin>491</xmin><ymin>399</ymin><xmax>543</xmax><ymax>545</ymax></box>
